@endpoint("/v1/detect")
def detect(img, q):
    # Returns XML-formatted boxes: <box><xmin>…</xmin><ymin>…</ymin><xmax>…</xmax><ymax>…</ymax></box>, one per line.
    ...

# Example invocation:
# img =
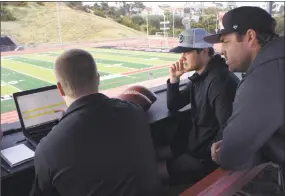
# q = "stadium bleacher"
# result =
<box><xmin>0</xmin><ymin>36</ymin><xmax>22</xmax><ymax>52</ymax></box>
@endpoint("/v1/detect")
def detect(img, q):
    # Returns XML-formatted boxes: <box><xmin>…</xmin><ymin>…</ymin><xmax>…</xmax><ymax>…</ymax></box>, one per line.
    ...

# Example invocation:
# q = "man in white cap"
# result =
<box><xmin>164</xmin><ymin>28</ymin><xmax>240</xmax><ymax>185</ymax></box>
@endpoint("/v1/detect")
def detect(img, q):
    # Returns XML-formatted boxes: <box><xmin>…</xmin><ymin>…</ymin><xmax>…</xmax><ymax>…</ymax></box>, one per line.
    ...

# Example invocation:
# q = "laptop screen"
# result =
<box><xmin>15</xmin><ymin>87</ymin><xmax>66</xmax><ymax>129</ymax></box>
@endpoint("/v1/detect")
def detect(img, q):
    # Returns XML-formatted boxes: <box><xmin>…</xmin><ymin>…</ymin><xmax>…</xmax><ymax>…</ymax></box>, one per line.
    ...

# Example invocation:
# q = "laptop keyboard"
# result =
<box><xmin>33</xmin><ymin>136</ymin><xmax>43</xmax><ymax>143</ymax></box>
<box><xmin>31</xmin><ymin>131</ymin><xmax>49</xmax><ymax>144</ymax></box>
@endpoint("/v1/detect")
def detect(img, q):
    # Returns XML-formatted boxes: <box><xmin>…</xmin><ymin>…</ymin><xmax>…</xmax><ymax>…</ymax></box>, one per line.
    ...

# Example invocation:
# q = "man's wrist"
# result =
<box><xmin>170</xmin><ymin>77</ymin><xmax>180</xmax><ymax>84</ymax></box>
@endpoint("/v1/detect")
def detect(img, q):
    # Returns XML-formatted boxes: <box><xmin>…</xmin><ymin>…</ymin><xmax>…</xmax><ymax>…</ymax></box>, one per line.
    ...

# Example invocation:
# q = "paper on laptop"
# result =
<box><xmin>1</xmin><ymin>144</ymin><xmax>35</xmax><ymax>167</ymax></box>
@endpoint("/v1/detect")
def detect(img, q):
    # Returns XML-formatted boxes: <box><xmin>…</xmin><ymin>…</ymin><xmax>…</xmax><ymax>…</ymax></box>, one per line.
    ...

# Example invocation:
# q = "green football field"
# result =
<box><xmin>1</xmin><ymin>48</ymin><xmax>180</xmax><ymax>114</ymax></box>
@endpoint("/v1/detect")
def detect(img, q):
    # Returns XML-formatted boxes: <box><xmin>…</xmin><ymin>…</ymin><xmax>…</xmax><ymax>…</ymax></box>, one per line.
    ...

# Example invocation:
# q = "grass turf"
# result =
<box><xmin>1</xmin><ymin>48</ymin><xmax>180</xmax><ymax>114</ymax></box>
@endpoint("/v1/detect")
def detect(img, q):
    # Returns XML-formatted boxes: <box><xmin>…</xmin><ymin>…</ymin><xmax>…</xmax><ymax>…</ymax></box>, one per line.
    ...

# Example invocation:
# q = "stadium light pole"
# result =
<box><xmin>146</xmin><ymin>15</ymin><xmax>149</xmax><ymax>37</ymax></box>
<box><xmin>163</xmin><ymin>13</ymin><xmax>166</xmax><ymax>39</ymax></box>
<box><xmin>267</xmin><ymin>1</ymin><xmax>273</xmax><ymax>15</ymax></box>
<box><xmin>172</xmin><ymin>8</ymin><xmax>175</xmax><ymax>38</ymax></box>
<box><xmin>146</xmin><ymin>13</ymin><xmax>149</xmax><ymax>48</ymax></box>
<box><xmin>56</xmin><ymin>2</ymin><xmax>63</xmax><ymax>46</ymax></box>
<box><xmin>215</xmin><ymin>4</ymin><xmax>218</xmax><ymax>34</ymax></box>
<box><xmin>216</xmin><ymin>13</ymin><xmax>218</xmax><ymax>33</ymax></box>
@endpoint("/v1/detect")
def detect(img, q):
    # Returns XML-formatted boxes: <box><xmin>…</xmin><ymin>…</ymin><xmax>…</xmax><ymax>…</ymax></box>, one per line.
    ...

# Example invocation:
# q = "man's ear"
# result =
<box><xmin>57</xmin><ymin>82</ymin><xmax>65</xmax><ymax>97</ymax></box>
<box><xmin>97</xmin><ymin>73</ymin><xmax>100</xmax><ymax>86</ymax></box>
<box><xmin>246</xmin><ymin>29</ymin><xmax>257</xmax><ymax>45</ymax></box>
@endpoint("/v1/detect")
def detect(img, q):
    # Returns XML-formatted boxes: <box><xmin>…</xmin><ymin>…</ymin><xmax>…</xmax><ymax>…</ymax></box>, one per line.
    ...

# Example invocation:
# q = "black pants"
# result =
<box><xmin>166</xmin><ymin>116</ymin><xmax>218</xmax><ymax>185</ymax></box>
<box><xmin>152</xmin><ymin>113</ymin><xmax>218</xmax><ymax>185</ymax></box>
<box><xmin>166</xmin><ymin>152</ymin><xmax>217</xmax><ymax>185</ymax></box>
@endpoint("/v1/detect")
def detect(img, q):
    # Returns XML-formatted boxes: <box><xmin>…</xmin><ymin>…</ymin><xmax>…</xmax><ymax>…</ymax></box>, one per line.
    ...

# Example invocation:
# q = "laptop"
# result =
<box><xmin>13</xmin><ymin>85</ymin><xmax>67</xmax><ymax>148</ymax></box>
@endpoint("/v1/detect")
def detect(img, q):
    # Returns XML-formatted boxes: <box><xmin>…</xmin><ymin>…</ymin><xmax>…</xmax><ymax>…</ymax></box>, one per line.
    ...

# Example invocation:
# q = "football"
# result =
<box><xmin>117</xmin><ymin>86</ymin><xmax>157</xmax><ymax>111</ymax></box>
<box><xmin>127</xmin><ymin>85</ymin><xmax>157</xmax><ymax>103</ymax></box>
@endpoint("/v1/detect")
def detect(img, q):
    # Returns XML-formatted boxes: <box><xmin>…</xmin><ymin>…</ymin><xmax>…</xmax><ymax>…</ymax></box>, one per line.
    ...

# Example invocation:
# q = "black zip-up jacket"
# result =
<box><xmin>167</xmin><ymin>55</ymin><xmax>240</xmax><ymax>158</ymax></box>
<box><xmin>220</xmin><ymin>36</ymin><xmax>285</xmax><ymax>170</ymax></box>
<box><xmin>32</xmin><ymin>93</ymin><xmax>162</xmax><ymax>196</ymax></box>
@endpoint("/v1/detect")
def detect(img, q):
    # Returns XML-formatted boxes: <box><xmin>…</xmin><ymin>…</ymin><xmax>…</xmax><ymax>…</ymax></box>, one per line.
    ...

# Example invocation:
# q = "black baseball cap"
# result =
<box><xmin>204</xmin><ymin>6</ymin><xmax>276</xmax><ymax>44</ymax></box>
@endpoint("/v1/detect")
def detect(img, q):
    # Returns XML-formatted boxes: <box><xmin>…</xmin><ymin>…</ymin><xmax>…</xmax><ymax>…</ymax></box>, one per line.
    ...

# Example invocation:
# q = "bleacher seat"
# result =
<box><xmin>0</xmin><ymin>36</ymin><xmax>18</xmax><ymax>52</ymax></box>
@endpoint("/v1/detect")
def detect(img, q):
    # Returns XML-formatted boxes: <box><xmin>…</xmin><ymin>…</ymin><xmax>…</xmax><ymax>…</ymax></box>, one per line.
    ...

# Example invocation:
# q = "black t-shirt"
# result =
<box><xmin>31</xmin><ymin>93</ymin><xmax>161</xmax><ymax>196</ymax></box>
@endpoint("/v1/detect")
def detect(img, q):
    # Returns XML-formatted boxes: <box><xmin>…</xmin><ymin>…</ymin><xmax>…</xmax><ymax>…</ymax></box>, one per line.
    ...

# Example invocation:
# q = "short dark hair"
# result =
<box><xmin>54</xmin><ymin>49</ymin><xmax>98</xmax><ymax>97</ymax></box>
<box><xmin>196</xmin><ymin>47</ymin><xmax>215</xmax><ymax>56</ymax></box>
<box><xmin>235</xmin><ymin>30</ymin><xmax>278</xmax><ymax>47</ymax></box>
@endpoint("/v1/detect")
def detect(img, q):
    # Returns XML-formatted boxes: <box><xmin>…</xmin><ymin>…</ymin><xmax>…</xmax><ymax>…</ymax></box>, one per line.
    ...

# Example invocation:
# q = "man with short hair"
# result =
<box><xmin>164</xmin><ymin>29</ymin><xmax>240</xmax><ymax>184</ymax></box>
<box><xmin>205</xmin><ymin>6</ymin><xmax>285</xmax><ymax>170</ymax></box>
<box><xmin>32</xmin><ymin>49</ymin><xmax>162</xmax><ymax>196</ymax></box>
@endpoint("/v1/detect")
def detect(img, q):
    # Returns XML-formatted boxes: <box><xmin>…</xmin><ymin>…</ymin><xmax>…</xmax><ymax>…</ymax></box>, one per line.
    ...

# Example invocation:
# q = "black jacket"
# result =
<box><xmin>220</xmin><ymin>36</ymin><xmax>285</xmax><ymax>170</ymax></box>
<box><xmin>32</xmin><ymin>93</ymin><xmax>161</xmax><ymax>196</ymax></box>
<box><xmin>167</xmin><ymin>55</ymin><xmax>240</xmax><ymax>158</ymax></box>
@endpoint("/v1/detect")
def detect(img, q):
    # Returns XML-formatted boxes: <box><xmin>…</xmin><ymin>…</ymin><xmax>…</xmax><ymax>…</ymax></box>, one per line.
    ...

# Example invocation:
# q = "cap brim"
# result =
<box><xmin>203</xmin><ymin>29</ymin><xmax>233</xmax><ymax>44</ymax></box>
<box><xmin>169</xmin><ymin>46</ymin><xmax>195</xmax><ymax>53</ymax></box>
<box><xmin>203</xmin><ymin>34</ymin><xmax>222</xmax><ymax>44</ymax></box>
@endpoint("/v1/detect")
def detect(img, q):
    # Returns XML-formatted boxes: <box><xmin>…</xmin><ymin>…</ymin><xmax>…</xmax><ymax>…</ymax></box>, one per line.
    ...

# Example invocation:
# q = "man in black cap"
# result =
<box><xmin>162</xmin><ymin>28</ymin><xmax>240</xmax><ymax>185</ymax></box>
<box><xmin>205</xmin><ymin>6</ymin><xmax>285</xmax><ymax>170</ymax></box>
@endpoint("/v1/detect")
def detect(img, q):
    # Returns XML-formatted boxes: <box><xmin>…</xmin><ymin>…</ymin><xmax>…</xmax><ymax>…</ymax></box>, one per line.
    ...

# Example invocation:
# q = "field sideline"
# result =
<box><xmin>1</xmin><ymin>47</ymin><xmax>181</xmax><ymax>118</ymax></box>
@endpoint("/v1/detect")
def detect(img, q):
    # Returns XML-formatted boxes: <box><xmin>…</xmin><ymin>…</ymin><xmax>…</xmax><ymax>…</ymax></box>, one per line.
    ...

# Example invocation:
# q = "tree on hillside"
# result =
<box><xmin>130</xmin><ymin>2</ymin><xmax>145</xmax><ymax>14</ymax></box>
<box><xmin>66</xmin><ymin>2</ymin><xmax>88</xmax><ymax>12</ymax></box>
<box><xmin>203</xmin><ymin>7</ymin><xmax>218</xmax><ymax>15</ymax></box>
<box><xmin>191</xmin><ymin>15</ymin><xmax>217</xmax><ymax>33</ymax></box>
<box><xmin>122</xmin><ymin>2</ymin><xmax>131</xmax><ymax>16</ymax></box>
<box><xmin>275</xmin><ymin>15</ymin><xmax>284</xmax><ymax>35</ymax></box>
<box><xmin>91</xmin><ymin>2</ymin><xmax>106</xmax><ymax>18</ymax></box>
<box><xmin>147</xmin><ymin>15</ymin><xmax>164</xmax><ymax>29</ymax></box>
<box><xmin>203</xmin><ymin>7</ymin><xmax>228</xmax><ymax>16</ymax></box>
<box><xmin>66</xmin><ymin>2</ymin><xmax>82</xmax><ymax>8</ymax></box>
<box><xmin>131</xmin><ymin>15</ymin><xmax>144</xmax><ymax>26</ymax></box>
<box><xmin>113</xmin><ymin>8</ymin><xmax>124</xmax><ymax>18</ymax></box>
<box><xmin>100</xmin><ymin>2</ymin><xmax>109</xmax><ymax>11</ymax></box>
<box><xmin>1</xmin><ymin>2</ymin><xmax>27</xmax><ymax>6</ymax></box>
<box><xmin>132</xmin><ymin>2</ymin><xmax>145</xmax><ymax>10</ymax></box>
<box><xmin>114</xmin><ymin>2</ymin><xmax>146</xmax><ymax>16</ymax></box>
<box><xmin>93</xmin><ymin>3</ymin><xmax>101</xmax><ymax>10</ymax></box>
<box><xmin>169</xmin><ymin>15</ymin><xmax>184</xmax><ymax>29</ymax></box>
<box><xmin>36</xmin><ymin>2</ymin><xmax>45</xmax><ymax>6</ymax></box>
<box><xmin>112</xmin><ymin>2</ymin><xmax>146</xmax><ymax>15</ymax></box>
<box><xmin>106</xmin><ymin>6</ymin><xmax>116</xmax><ymax>17</ymax></box>
<box><xmin>0</xmin><ymin>7</ymin><xmax>16</xmax><ymax>21</ymax></box>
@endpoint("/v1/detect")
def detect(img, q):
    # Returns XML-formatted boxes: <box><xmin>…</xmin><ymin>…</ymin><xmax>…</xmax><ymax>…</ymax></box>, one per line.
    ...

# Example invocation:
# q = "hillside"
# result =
<box><xmin>1</xmin><ymin>2</ymin><xmax>145</xmax><ymax>46</ymax></box>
